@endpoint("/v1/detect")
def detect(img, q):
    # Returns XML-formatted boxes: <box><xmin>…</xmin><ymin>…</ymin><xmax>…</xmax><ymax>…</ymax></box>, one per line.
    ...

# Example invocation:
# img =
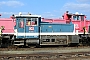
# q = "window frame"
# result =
<box><xmin>26</xmin><ymin>17</ymin><xmax>38</xmax><ymax>26</ymax></box>
<box><xmin>18</xmin><ymin>18</ymin><xmax>24</xmax><ymax>28</ymax></box>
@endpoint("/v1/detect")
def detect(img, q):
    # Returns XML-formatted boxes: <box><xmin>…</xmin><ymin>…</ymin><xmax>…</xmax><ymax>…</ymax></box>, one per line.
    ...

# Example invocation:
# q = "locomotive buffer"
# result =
<box><xmin>83</xmin><ymin>27</ymin><xmax>86</xmax><ymax>35</ymax></box>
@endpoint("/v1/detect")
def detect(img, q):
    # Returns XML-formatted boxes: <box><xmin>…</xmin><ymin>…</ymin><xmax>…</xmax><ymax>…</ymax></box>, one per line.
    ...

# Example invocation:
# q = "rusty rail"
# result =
<box><xmin>0</xmin><ymin>52</ymin><xmax>90</xmax><ymax>60</ymax></box>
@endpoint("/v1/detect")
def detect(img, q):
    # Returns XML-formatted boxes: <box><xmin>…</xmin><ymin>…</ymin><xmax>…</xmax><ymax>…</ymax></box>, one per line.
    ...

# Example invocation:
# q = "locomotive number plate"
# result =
<box><xmin>29</xmin><ymin>27</ymin><xmax>34</xmax><ymax>30</ymax></box>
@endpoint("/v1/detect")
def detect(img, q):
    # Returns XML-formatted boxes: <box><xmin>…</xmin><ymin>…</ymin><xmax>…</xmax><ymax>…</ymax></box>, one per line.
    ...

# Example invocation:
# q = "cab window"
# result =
<box><xmin>26</xmin><ymin>18</ymin><xmax>31</xmax><ymax>26</ymax></box>
<box><xmin>19</xmin><ymin>18</ymin><xmax>24</xmax><ymax>28</ymax></box>
<box><xmin>73</xmin><ymin>15</ymin><xmax>84</xmax><ymax>21</ymax></box>
<box><xmin>32</xmin><ymin>18</ymin><xmax>37</xmax><ymax>25</ymax></box>
<box><xmin>81</xmin><ymin>16</ymin><xmax>84</xmax><ymax>21</ymax></box>
<box><xmin>26</xmin><ymin>18</ymin><xmax>38</xmax><ymax>26</ymax></box>
<box><xmin>73</xmin><ymin>16</ymin><xmax>80</xmax><ymax>20</ymax></box>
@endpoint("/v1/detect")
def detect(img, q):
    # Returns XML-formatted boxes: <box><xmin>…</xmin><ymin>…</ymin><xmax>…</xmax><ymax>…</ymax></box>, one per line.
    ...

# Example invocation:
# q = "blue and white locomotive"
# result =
<box><xmin>14</xmin><ymin>13</ymin><xmax>41</xmax><ymax>46</ymax></box>
<box><xmin>13</xmin><ymin>12</ymin><xmax>79</xmax><ymax>47</ymax></box>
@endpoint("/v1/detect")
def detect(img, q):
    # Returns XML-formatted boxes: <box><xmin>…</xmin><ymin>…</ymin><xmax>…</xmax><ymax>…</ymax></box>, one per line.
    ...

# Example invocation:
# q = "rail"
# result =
<box><xmin>0</xmin><ymin>52</ymin><xmax>90</xmax><ymax>60</ymax></box>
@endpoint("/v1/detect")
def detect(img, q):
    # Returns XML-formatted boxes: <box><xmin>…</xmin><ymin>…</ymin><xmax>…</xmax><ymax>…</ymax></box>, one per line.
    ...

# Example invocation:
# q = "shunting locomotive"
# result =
<box><xmin>0</xmin><ymin>11</ymin><xmax>90</xmax><ymax>47</ymax></box>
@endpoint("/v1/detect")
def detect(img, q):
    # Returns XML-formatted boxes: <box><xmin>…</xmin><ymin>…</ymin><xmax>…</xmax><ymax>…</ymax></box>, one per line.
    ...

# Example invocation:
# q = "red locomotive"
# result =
<box><xmin>42</xmin><ymin>11</ymin><xmax>90</xmax><ymax>34</ymax></box>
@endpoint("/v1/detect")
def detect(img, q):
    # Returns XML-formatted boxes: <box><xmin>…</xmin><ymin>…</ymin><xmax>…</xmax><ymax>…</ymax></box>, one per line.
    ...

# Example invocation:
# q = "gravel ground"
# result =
<box><xmin>0</xmin><ymin>47</ymin><xmax>90</xmax><ymax>54</ymax></box>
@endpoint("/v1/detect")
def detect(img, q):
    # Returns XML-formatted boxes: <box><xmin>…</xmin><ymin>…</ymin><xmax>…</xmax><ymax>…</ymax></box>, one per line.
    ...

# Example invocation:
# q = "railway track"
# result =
<box><xmin>0</xmin><ymin>46</ymin><xmax>90</xmax><ymax>60</ymax></box>
<box><xmin>0</xmin><ymin>46</ymin><xmax>90</xmax><ymax>51</ymax></box>
<box><xmin>0</xmin><ymin>52</ymin><xmax>90</xmax><ymax>60</ymax></box>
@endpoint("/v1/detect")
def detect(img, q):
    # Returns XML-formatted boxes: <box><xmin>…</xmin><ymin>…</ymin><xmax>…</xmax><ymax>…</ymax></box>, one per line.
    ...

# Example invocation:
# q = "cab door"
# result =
<box><xmin>17</xmin><ymin>18</ymin><xmax>25</xmax><ymax>38</ymax></box>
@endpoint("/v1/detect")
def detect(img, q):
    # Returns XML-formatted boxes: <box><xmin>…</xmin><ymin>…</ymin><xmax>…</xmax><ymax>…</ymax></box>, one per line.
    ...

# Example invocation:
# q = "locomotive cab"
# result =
<box><xmin>14</xmin><ymin>12</ymin><xmax>41</xmax><ymax>46</ymax></box>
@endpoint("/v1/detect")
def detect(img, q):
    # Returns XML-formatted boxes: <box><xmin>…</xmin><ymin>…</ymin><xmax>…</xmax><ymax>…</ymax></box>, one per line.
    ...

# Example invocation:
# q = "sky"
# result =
<box><xmin>0</xmin><ymin>0</ymin><xmax>90</xmax><ymax>19</ymax></box>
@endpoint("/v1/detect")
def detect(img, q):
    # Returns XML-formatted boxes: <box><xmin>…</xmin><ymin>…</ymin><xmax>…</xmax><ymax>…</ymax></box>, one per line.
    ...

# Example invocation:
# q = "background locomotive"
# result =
<box><xmin>0</xmin><ymin>11</ymin><xmax>90</xmax><ymax>47</ymax></box>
